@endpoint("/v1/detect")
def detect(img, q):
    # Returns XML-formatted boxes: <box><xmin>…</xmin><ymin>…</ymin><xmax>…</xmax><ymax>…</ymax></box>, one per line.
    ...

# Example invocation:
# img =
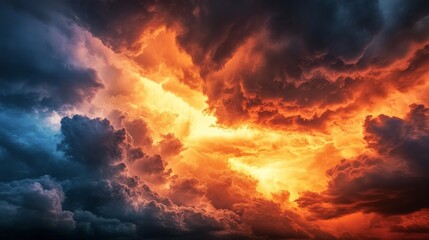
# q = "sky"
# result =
<box><xmin>1</xmin><ymin>0</ymin><xmax>429</xmax><ymax>239</ymax></box>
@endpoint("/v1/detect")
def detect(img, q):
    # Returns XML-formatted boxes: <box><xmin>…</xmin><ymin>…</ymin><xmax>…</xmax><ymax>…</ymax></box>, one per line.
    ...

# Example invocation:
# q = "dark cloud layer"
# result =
<box><xmin>2</xmin><ymin>0</ymin><xmax>429</xmax><ymax>239</ymax></box>
<box><xmin>0</xmin><ymin>111</ymin><xmax>332</xmax><ymax>239</ymax></box>
<box><xmin>67</xmin><ymin>0</ymin><xmax>429</xmax><ymax>129</ymax></box>
<box><xmin>297</xmin><ymin>104</ymin><xmax>429</xmax><ymax>219</ymax></box>
<box><xmin>58</xmin><ymin>115</ymin><xmax>126</xmax><ymax>176</ymax></box>
<box><xmin>68</xmin><ymin>0</ymin><xmax>383</xmax><ymax>68</ymax></box>
<box><xmin>67</xmin><ymin>0</ymin><xmax>161</xmax><ymax>52</ymax></box>
<box><xmin>0</xmin><ymin>176</ymin><xmax>74</xmax><ymax>231</ymax></box>
<box><xmin>0</xmin><ymin>1</ymin><xmax>102</xmax><ymax>112</ymax></box>
<box><xmin>0</xmin><ymin>115</ymin><xmax>251</xmax><ymax>239</ymax></box>
<box><xmin>0</xmin><ymin>110</ymin><xmax>82</xmax><ymax>182</ymax></box>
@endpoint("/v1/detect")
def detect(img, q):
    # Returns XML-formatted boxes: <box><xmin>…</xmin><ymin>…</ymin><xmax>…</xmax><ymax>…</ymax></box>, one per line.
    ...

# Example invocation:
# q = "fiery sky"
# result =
<box><xmin>1</xmin><ymin>0</ymin><xmax>429</xmax><ymax>239</ymax></box>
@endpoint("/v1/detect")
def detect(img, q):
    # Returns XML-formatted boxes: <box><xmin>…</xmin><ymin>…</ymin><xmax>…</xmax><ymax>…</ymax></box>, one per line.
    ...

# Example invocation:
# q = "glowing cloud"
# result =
<box><xmin>1</xmin><ymin>1</ymin><xmax>429</xmax><ymax>239</ymax></box>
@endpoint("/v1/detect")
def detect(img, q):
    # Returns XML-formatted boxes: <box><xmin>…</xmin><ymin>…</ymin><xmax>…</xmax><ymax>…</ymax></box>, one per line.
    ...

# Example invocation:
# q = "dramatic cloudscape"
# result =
<box><xmin>1</xmin><ymin>0</ymin><xmax>429</xmax><ymax>239</ymax></box>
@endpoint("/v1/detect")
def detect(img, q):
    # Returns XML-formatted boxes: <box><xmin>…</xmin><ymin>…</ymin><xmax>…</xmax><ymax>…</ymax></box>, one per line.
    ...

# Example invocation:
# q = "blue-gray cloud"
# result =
<box><xmin>0</xmin><ymin>0</ymin><xmax>102</xmax><ymax>112</ymax></box>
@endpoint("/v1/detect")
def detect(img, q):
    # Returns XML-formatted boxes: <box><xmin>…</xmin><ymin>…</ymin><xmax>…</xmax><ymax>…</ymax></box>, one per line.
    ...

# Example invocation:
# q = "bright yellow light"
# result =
<box><xmin>85</xmin><ymin>28</ymin><xmax>369</xmax><ymax>205</ymax></box>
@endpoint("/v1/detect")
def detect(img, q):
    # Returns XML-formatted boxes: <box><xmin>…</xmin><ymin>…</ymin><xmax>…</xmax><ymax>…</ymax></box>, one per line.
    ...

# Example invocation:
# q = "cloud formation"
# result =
<box><xmin>0</xmin><ymin>115</ymin><xmax>253</xmax><ymax>239</ymax></box>
<box><xmin>0</xmin><ymin>1</ymin><xmax>102</xmax><ymax>112</ymax></box>
<box><xmin>67</xmin><ymin>0</ymin><xmax>429</xmax><ymax>130</ymax></box>
<box><xmin>1</xmin><ymin>0</ymin><xmax>429</xmax><ymax>239</ymax></box>
<box><xmin>298</xmin><ymin>104</ymin><xmax>429</xmax><ymax>218</ymax></box>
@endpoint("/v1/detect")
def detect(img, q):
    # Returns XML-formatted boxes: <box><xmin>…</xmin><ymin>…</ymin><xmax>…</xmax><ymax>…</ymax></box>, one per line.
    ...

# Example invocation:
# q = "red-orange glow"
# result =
<box><xmin>73</xmin><ymin>26</ymin><xmax>429</xmax><ymax>239</ymax></box>
<box><xmin>8</xmin><ymin>2</ymin><xmax>429</xmax><ymax>238</ymax></box>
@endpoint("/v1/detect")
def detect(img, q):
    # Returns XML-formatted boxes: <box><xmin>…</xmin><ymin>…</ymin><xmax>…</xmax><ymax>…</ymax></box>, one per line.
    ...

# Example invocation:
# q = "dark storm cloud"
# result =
<box><xmin>2</xmin><ymin>0</ymin><xmax>429</xmax><ymax>239</ymax></box>
<box><xmin>0</xmin><ymin>110</ymin><xmax>83</xmax><ymax>182</ymax></box>
<box><xmin>68</xmin><ymin>0</ymin><xmax>382</xmax><ymax>68</ymax></box>
<box><xmin>58</xmin><ymin>115</ymin><xmax>126</xmax><ymax>175</ymax></box>
<box><xmin>194</xmin><ymin>0</ymin><xmax>429</xmax><ymax>129</ymax></box>
<box><xmin>173</xmin><ymin>0</ymin><xmax>383</xmax><ymax>74</ymax></box>
<box><xmin>66</xmin><ymin>0</ymin><xmax>161</xmax><ymax>52</ymax></box>
<box><xmin>67</xmin><ymin>0</ymin><xmax>383</xmax><ymax>70</ymax></box>
<box><xmin>0</xmin><ymin>176</ymin><xmax>76</xmax><ymax>240</ymax></box>
<box><xmin>57</xmin><ymin>116</ymin><xmax>252</xmax><ymax>239</ymax></box>
<box><xmin>356</xmin><ymin>0</ymin><xmax>429</xmax><ymax>69</ymax></box>
<box><xmin>0</xmin><ymin>114</ymin><xmax>333</xmax><ymax>239</ymax></box>
<box><xmin>297</xmin><ymin>104</ymin><xmax>429</xmax><ymax>219</ymax></box>
<box><xmin>0</xmin><ymin>176</ymin><xmax>74</xmax><ymax>230</ymax></box>
<box><xmin>65</xmin><ymin>0</ymin><xmax>429</xmax><ymax>129</ymax></box>
<box><xmin>0</xmin><ymin>115</ymin><xmax>251</xmax><ymax>239</ymax></box>
<box><xmin>0</xmin><ymin>0</ymin><xmax>102</xmax><ymax>112</ymax></box>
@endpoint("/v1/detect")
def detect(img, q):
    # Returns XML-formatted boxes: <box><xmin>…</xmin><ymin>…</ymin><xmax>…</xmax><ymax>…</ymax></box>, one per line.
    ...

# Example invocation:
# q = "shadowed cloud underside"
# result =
<box><xmin>1</xmin><ymin>1</ymin><xmax>429</xmax><ymax>239</ymax></box>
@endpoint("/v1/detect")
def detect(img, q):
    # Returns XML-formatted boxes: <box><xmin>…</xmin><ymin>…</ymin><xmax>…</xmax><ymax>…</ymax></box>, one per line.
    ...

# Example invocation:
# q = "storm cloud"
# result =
<box><xmin>297</xmin><ymin>104</ymin><xmax>429</xmax><ymax>218</ymax></box>
<box><xmin>66</xmin><ymin>0</ymin><xmax>429</xmax><ymax>129</ymax></box>
<box><xmin>0</xmin><ymin>115</ymin><xmax>252</xmax><ymax>239</ymax></box>
<box><xmin>2</xmin><ymin>0</ymin><xmax>429</xmax><ymax>239</ymax></box>
<box><xmin>0</xmin><ymin>0</ymin><xmax>102</xmax><ymax>112</ymax></box>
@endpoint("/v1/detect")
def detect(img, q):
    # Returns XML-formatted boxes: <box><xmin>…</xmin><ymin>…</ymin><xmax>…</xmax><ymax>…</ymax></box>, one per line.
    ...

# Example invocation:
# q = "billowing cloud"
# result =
<box><xmin>0</xmin><ymin>110</ymin><xmax>82</xmax><ymax>182</ymax></box>
<box><xmin>0</xmin><ymin>1</ymin><xmax>102</xmax><ymax>112</ymax></box>
<box><xmin>158</xmin><ymin>133</ymin><xmax>185</xmax><ymax>157</ymax></box>
<box><xmin>2</xmin><ymin>0</ymin><xmax>429</xmax><ymax>239</ymax></box>
<box><xmin>0</xmin><ymin>115</ymin><xmax>252</xmax><ymax>239</ymax></box>
<box><xmin>168</xmin><ymin>176</ymin><xmax>207</xmax><ymax>206</ymax></box>
<box><xmin>0</xmin><ymin>176</ymin><xmax>74</xmax><ymax>236</ymax></box>
<box><xmin>297</xmin><ymin>104</ymin><xmax>429</xmax><ymax>218</ymax></box>
<box><xmin>67</xmin><ymin>0</ymin><xmax>429</xmax><ymax>130</ymax></box>
<box><xmin>124</xmin><ymin>118</ymin><xmax>153</xmax><ymax>147</ymax></box>
<box><xmin>132</xmin><ymin>154</ymin><xmax>172</xmax><ymax>184</ymax></box>
<box><xmin>58</xmin><ymin>115</ymin><xmax>126</xmax><ymax>174</ymax></box>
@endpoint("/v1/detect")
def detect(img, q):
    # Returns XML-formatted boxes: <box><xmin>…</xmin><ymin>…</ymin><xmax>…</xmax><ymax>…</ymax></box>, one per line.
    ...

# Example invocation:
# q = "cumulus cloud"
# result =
<box><xmin>168</xmin><ymin>176</ymin><xmax>207</xmax><ymax>206</ymax></box>
<box><xmin>0</xmin><ymin>113</ymin><xmax>337</xmax><ymax>239</ymax></box>
<box><xmin>0</xmin><ymin>110</ymin><xmax>82</xmax><ymax>182</ymax></box>
<box><xmin>0</xmin><ymin>115</ymin><xmax>253</xmax><ymax>239</ymax></box>
<box><xmin>58</xmin><ymin>115</ymin><xmax>127</xmax><ymax>176</ymax></box>
<box><xmin>132</xmin><ymin>154</ymin><xmax>172</xmax><ymax>184</ymax></box>
<box><xmin>0</xmin><ymin>176</ymin><xmax>75</xmax><ymax>235</ymax></box>
<box><xmin>58</xmin><ymin>116</ymin><xmax>257</xmax><ymax>239</ymax></box>
<box><xmin>124</xmin><ymin>118</ymin><xmax>153</xmax><ymax>147</ymax></box>
<box><xmin>297</xmin><ymin>104</ymin><xmax>429</xmax><ymax>218</ymax></box>
<box><xmin>66</xmin><ymin>0</ymin><xmax>429</xmax><ymax>130</ymax></box>
<box><xmin>0</xmin><ymin>0</ymin><xmax>102</xmax><ymax>112</ymax></box>
<box><xmin>158</xmin><ymin>133</ymin><xmax>184</xmax><ymax>157</ymax></box>
<box><xmin>66</xmin><ymin>0</ymin><xmax>163</xmax><ymax>52</ymax></box>
<box><xmin>2</xmin><ymin>1</ymin><xmax>429</xmax><ymax>239</ymax></box>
